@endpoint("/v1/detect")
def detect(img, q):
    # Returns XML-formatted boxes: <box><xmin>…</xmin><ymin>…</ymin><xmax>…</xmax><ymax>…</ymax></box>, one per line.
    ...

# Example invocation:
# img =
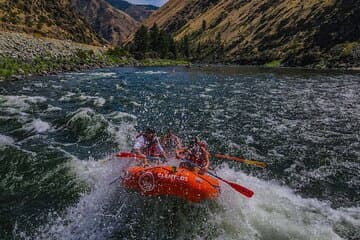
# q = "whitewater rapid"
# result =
<box><xmin>25</xmin><ymin>157</ymin><xmax>359</xmax><ymax>240</ymax></box>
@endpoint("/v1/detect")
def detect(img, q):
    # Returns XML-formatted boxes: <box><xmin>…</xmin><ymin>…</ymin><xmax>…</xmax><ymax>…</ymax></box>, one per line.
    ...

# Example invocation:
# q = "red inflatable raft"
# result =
<box><xmin>122</xmin><ymin>165</ymin><xmax>220</xmax><ymax>202</ymax></box>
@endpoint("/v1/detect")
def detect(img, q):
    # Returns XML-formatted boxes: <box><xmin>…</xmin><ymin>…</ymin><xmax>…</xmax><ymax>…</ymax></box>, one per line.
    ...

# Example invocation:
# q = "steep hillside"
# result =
<box><xmin>0</xmin><ymin>0</ymin><xmax>103</xmax><ymax>45</ymax></box>
<box><xmin>72</xmin><ymin>0</ymin><xmax>139</xmax><ymax>46</ymax></box>
<box><xmin>145</xmin><ymin>0</ymin><xmax>195</xmax><ymax>33</ymax></box>
<box><xmin>106</xmin><ymin>0</ymin><xmax>158</xmax><ymax>22</ymax></box>
<box><xmin>145</xmin><ymin>0</ymin><xmax>360</xmax><ymax>68</ymax></box>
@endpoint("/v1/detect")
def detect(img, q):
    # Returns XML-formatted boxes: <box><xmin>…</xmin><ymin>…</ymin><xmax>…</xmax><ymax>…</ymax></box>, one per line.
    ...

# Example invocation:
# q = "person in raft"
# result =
<box><xmin>177</xmin><ymin>137</ymin><xmax>210</xmax><ymax>174</ymax></box>
<box><xmin>132</xmin><ymin>128</ymin><xmax>168</xmax><ymax>166</ymax></box>
<box><xmin>160</xmin><ymin>128</ymin><xmax>182</xmax><ymax>158</ymax></box>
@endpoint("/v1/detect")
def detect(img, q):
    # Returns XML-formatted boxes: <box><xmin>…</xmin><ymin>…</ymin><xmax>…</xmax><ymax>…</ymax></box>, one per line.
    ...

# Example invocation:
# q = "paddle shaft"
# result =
<box><xmin>109</xmin><ymin>176</ymin><xmax>122</xmax><ymax>185</ymax></box>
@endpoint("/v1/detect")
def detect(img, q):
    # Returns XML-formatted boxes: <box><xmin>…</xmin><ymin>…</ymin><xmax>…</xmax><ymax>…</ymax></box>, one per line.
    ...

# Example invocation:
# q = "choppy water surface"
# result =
<box><xmin>0</xmin><ymin>66</ymin><xmax>359</xmax><ymax>240</ymax></box>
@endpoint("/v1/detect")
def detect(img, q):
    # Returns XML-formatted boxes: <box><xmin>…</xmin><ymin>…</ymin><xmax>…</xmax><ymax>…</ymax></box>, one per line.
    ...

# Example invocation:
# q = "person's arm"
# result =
<box><xmin>132</xmin><ymin>135</ymin><xmax>148</xmax><ymax>166</ymax></box>
<box><xmin>155</xmin><ymin>138</ymin><xmax>168</xmax><ymax>161</ymax></box>
<box><xmin>175</xmin><ymin>147</ymin><xmax>189</xmax><ymax>159</ymax></box>
<box><xmin>175</xmin><ymin>135</ymin><xmax>182</xmax><ymax>149</ymax></box>
<box><xmin>199</xmin><ymin>147</ymin><xmax>210</xmax><ymax>174</ymax></box>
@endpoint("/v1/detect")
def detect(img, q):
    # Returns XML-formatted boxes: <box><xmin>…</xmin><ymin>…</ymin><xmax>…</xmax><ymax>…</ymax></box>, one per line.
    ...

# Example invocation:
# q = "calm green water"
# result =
<box><xmin>0</xmin><ymin>66</ymin><xmax>359</xmax><ymax>239</ymax></box>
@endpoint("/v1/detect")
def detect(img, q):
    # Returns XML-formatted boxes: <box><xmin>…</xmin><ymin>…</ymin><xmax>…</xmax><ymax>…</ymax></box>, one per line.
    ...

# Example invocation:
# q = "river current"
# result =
<box><xmin>0</xmin><ymin>66</ymin><xmax>359</xmax><ymax>239</ymax></box>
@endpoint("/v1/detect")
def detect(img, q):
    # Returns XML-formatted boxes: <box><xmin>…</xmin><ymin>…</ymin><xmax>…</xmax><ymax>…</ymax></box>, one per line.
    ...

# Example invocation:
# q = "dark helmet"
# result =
<box><xmin>144</xmin><ymin>128</ymin><xmax>156</xmax><ymax>135</ymax></box>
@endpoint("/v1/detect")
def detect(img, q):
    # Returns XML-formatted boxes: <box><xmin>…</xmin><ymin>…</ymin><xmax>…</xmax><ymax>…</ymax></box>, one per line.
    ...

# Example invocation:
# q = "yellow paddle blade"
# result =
<box><xmin>243</xmin><ymin>160</ymin><xmax>268</xmax><ymax>168</ymax></box>
<box><xmin>215</xmin><ymin>154</ymin><xmax>267</xmax><ymax>168</ymax></box>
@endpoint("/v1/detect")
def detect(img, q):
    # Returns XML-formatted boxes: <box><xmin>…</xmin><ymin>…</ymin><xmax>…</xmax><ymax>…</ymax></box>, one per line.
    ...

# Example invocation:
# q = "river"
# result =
<box><xmin>0</xmin><ymin>66</ymin><xmax>359</xmax><ymax>239</ymax></box>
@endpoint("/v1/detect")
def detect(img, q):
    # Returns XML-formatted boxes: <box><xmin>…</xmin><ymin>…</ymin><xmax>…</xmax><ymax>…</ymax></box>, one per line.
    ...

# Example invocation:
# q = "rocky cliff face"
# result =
<box><xmin>0</xmin><ymin>0</ymin><xmax>103</xmax><ymax>45</ymax></box>
<box><xmin>72</xmin><ymin>0</ymin><xmax>139</xmax><ymax>46</ymax></box>
<box><xmin>145</xmin><ymin>0</ymin><xmax>360</xmax><ymax>68</ymax></box>
<box><xmin>106</xmin><ymin>0</ymin><xmax>158</xmax><ymax>22</ymax></box>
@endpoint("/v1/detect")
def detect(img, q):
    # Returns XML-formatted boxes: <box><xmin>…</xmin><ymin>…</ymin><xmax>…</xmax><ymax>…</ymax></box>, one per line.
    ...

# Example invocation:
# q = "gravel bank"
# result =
<box><xmin>0</xmin><ymin>30</ymin><xmax>105</xmax><ymax>60</ymax></box>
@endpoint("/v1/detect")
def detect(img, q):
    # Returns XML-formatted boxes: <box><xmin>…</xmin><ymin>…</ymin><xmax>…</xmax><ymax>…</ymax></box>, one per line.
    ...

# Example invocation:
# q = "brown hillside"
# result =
<box><xmin>145</xmin><ymin>0</ymin><xmax>360</xmax><ymax>67</ymax></box>
<box><xmin>72</xmin><ymin>0</ymin><xmax>139</xmax><ymax>46</ymax></box>
<box><xmin>0</xmin><ymin>0</ymin><xmax>103</xmax><ymax>45</ymax></box>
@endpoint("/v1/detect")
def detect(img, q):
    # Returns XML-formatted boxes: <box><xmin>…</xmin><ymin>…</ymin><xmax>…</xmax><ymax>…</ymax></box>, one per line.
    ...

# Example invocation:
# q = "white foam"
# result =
<box><xmin>59</xmin><ymin>92</ymin><xmax>76</xmax><ymax>102</ymax></box>
<box><xmin>212</xmin><ymin>164</ymin><xmax>359</xmax><ymax>239</ymax></box>
<box><xmin>0</xmin><ymin>134</ymin><xmax>14</xmax><ymax>146</ymax></box>
<box><xmin>32</xmin><ymin>154</ymin><xmax>133</xmax><ymax>240</ymax></box>
<box><xmin>59</xmin><ymin>92</ymin><xmax>107</xmax><ymax>107</ymax></box>
<box><xmin>25</xmin><ymin>119</ymin><xmax>51</xmax><ymax>133</ymax></box>
<box><xmin>52</xmin><ymin>85</ymin><xmax>63</xmax><ymax>89</ymax></box>
<box><xmin>107</xmin><ymin>122</ymin><xmax>136</xmax><ymax>149</ymax></box>
<box><xmin>135</xmin><ymin>71</ymin><xmax>168</xmax><ymax>75</ymax></box>
<box><xmin>107</xmin><ymin>111</ymin><xmax>137</xmax><ymax>121</ymax></box>
<box><xmin>46</xmin><ymin>105</ymin><xmax>62</xmax><ymax>112</ymax></box>
<box><xmin>245</xmin><ymin>135</ymin><xmax>254</xmax><ymax>144</ymax></box>
<box><xmin>199</xmin><ymin>93</ymin><xmax>211</xmax><ymax>99</ymax></box>
<box><xmin>89</xmin><ymin>72</ymin><xmax>117</xmax><ymax>78</ymax></box>
<box><xmin>78</xmin><ymin>95</ymin><xmax>106</xmax><ymax>107</ymax></box>
<box><xmin>0</xmin><ymin>95</ymin><xmax>47</xmax><ymax>111</ymax></box>
<box><xmin>33</xmin><ymin>83</ymin><xmax>45</xmax><ymax>88</ymax></box>
<box><xmin>93</xmin><ymin>97</ymin><xmax>106</xmax><ymax>107</ymax></box>
<box><xmin>130</xmin><ymin>101</ymin><xmax>141</xmax><ymax>107</ymax></box>
<box><xmin>33</xmin><ymin>119</ymin><xmax>51</xmax><ymax>133</ymax></box>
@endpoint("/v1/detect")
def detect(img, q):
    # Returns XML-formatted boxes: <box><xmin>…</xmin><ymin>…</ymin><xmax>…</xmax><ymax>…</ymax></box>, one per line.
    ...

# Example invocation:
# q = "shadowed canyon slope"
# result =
<box><xmin>145</xmin><ymin>0</ymin><xmax>360</xmax><ymax>67</ymax></box>
<box><xmin>106</xmin><ymin>0</ymin><xmax>158</xmax><ymax>22</ymax></box>
<box><xmin>72</xmin><ymin>0</ymin><xmax>140</xmax><ymax>46</ymax></box>
<box><xmin>0</xmin><ymin>0</ymin><xmax>103</xmax><ymax>44</ymax></box>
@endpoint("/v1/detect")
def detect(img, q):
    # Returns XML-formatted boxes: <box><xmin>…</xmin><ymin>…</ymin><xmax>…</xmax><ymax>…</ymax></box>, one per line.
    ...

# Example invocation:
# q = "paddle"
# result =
<box><xmin>116</xmin><ymin>151</ymin><xmax>254</xmax><ymax>198</ymax></box>
<box><xmin>206</xmin><ymin>171</ymin><xmax>254</xmax><ymax>198</ymax></box>
<box><xmin>106</xmin><ymin>152</ymin><xmax>145</xmax><ymax>185</ymax></box>
<box><xmin>180</xmin><ymin>158</ymin><xmax>254</xmax><ymax>198</ymax></box>
<box><xmin>109</xmin><ymin>176</ymin><xmax>122</xmax><ymax>185</ymax></box>
<box><xmin>116</xmin><ymin>152</ymin><xmax>146</xmax><ymax>159</ymax></box>
<box><xmin>215</xmin><ymin>154</ymin><xmax>267</xmax><ymax>168</ymax></box>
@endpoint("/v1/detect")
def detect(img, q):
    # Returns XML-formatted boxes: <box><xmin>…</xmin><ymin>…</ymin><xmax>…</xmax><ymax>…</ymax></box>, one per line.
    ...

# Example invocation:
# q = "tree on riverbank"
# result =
<box><xmin>129</xmin><ymin>25</ymin><xmax>189</xmax><ymax>60</ymax></box>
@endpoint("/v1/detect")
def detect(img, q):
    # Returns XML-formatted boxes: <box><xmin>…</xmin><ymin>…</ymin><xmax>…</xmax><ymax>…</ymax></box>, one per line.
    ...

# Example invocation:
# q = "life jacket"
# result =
<box><xmin>188</xmin><ymin>144</ymin><xmax>208</xmax><ymax>167</ymax></box>
<box><xmin>137</xmin><ymin>134</ymin><xmax>160</xmax><ymax>157</ymax></box>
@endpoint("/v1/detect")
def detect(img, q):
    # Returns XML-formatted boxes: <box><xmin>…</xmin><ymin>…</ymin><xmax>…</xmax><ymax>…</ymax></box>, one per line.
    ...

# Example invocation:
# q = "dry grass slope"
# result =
<box><xmin>145</xmin><ymin>0</ymin><xmax>360</xmax><ymax>67</ymax></box>
<box><xmin>0</xmin><ymin>0</ymin><xmax>103</xmax><ymax>45</ymax></box>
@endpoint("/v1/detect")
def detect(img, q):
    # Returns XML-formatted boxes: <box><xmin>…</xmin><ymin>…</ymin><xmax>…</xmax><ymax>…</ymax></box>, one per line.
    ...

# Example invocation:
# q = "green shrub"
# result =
<box><xmin>265</xmin><ymin>60</ymin><xmax>282</xmax><ymax>67</ymax></box>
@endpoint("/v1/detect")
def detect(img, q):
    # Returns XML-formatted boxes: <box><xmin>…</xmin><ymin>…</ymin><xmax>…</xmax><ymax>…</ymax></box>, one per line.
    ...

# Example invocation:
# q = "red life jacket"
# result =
<box><xmin>188</xmin><ymin>145</ymin><xmax>207</xmax><ymax>167</ymax></box>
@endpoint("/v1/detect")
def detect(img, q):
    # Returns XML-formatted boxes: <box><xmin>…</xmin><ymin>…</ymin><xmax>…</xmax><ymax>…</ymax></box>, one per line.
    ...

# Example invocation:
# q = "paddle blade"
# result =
<box><xmin>221</xmin><ymin>178</ymin><xmax>254</xmax><ymax>198</ymax></box>
<box><xmin>116</xmin><ymin>152</ymin><xmax>146</xmax><ymax>159</ymax></box>
<box><xmin>244</xmin><ymin>160</ymin><xmax>268</xmax><ymax>168</ymax></box>
<box><xmin>207</xmin><ymin>171</ymin><xmax>254</xmax><ymax>198</ymax></box>
<box><xmin>215</xmin><ymin>154</ymin><xmax>267</xmax><ymax>168</ymax></box>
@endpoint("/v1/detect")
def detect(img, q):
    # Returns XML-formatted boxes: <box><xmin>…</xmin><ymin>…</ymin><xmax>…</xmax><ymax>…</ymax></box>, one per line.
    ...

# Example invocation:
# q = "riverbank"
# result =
<box><xmin>0</xmin><ymin>56</ymin><xmax>190</xmax><ymax>80</ymax></box>
<box><xmin>1</xmin><ymin>30</ymin><xmax>358</xmax><ymax>81</ymax></box>
<box><xmin>0</xmin><ymin>30</ymin><xmax>189</xmax><ymax>80</ymax></box>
